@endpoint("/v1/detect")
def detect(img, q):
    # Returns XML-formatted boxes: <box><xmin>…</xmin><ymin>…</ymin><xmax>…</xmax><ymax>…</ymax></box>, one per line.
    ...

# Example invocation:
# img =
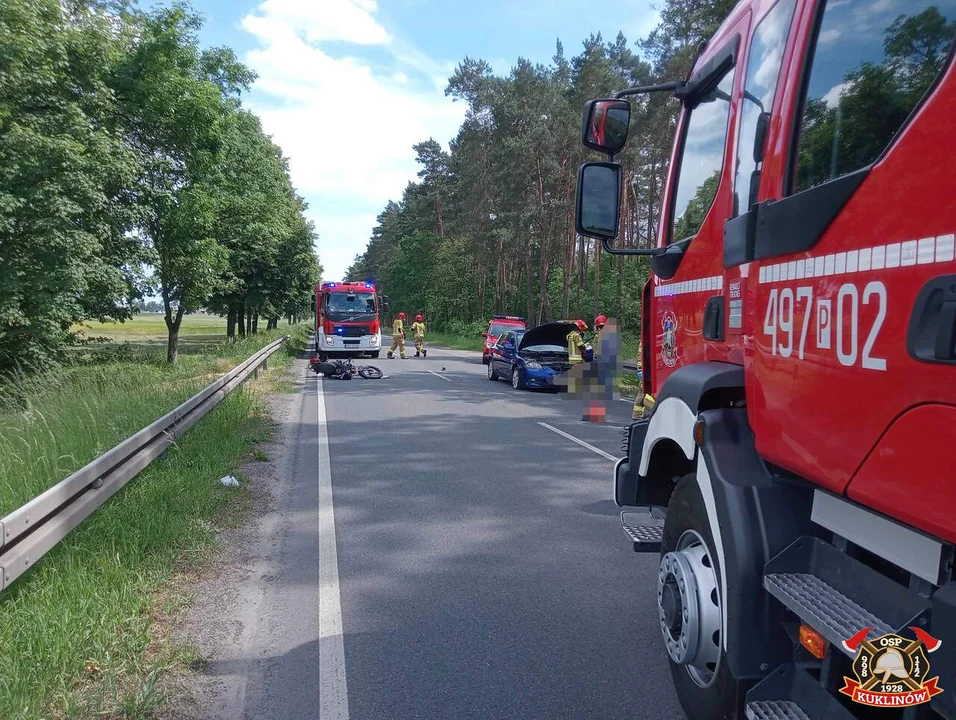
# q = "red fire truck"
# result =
<box><xmin>315</xmin><ymin>281</ymin><xmax>385</xmax><ymax>360</ymax></box>
<box><xmin>574</xmin><ymin>0</ymin><xmax>956</xmax><ymax>718</ymax></box>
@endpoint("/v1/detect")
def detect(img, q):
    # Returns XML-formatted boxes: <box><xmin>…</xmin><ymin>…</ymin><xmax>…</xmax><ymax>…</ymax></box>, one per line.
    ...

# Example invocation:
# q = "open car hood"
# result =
<box><xmin>518</xmin><ymin>321</ymin><xmax>577</xmax><ymax>352</ymax></box>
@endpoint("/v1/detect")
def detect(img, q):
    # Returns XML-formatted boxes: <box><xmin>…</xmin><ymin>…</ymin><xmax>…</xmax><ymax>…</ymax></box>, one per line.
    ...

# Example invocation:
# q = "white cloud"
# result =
<box><xmin>818</xmin><ymin>28</ymin><xmax>841</xmax><ymax>45</ymax></box>
<box><xmin>822</xmin><ymin>80</ymin><xmax>854</xmax><ymax>108</ymax></box>
<box><xmin>247</xmin><ymin>0</ymin><xmax>389</xmax><ymax>45</ymax></box>
<box><xmin>240</xmin><ymin>0</ymin><xmax>466</xmax><ymax>280</ymax></box>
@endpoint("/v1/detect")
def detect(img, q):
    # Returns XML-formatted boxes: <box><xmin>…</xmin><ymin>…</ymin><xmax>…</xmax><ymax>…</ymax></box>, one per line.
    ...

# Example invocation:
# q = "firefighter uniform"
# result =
<box><xmin>410</xmin><ymin>319</ymin><xmax>426</xmax><ymax>357</ymax></box>
<box><xmin>567</xmin><ymin>329</ymin><xmax>587</xmax><ymax>364</ymax></box>
<box><xmin>388</xmin><ymin>317</ymin><xmax>406</xmax><ymax>358</ymax></box>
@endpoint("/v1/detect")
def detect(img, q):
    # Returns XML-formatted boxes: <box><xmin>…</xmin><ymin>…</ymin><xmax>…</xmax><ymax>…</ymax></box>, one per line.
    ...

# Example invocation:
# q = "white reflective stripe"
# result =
<box><xmin>638</xmin><ymin>397</ymin><xmax>697</xmax><ymax>476</ymax></box>
<box><xmin>758</xmin><ymin>232</ymin><xmax>956</xmax><ymax>284</ymax></box>
<box><xmin>654</xmin><ymin>275</ymin><xmax>724</xmax><ymax>297</ymax></box>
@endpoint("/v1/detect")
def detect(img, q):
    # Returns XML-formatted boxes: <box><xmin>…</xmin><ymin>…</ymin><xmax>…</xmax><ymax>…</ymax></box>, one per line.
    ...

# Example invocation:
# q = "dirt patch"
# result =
<box><xmin>160</xmin><ymin>360</ymin><xmax>308</xmax><ymax>719</ymax></box>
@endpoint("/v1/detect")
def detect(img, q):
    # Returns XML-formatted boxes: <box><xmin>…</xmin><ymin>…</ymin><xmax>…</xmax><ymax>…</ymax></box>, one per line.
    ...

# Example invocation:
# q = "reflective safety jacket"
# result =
<box><xmin>410</xmin><ymin>321</ymin><xmax>426</xmax><ymax>338</ymax></box>
<box><xmin>592</xmin><ymin>327</ymin><xmax>603</xmax><ymax>358</ymax></box>
<box><xmin>392</xmin><ymin>318</ymin><xmax>404</xmax><ymax>336</ymax></box>
<box><xmin>567</xmin><ymin>330</ymin><xmax>585</xmax><ymax>363</ymax></box>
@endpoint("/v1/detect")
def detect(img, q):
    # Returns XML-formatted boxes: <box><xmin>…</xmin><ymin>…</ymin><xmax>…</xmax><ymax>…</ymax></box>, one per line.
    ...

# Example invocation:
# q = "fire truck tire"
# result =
<box><xmin>372</xmin><ymin>351</ymin><xmax>381</xmax><ymax>359</ymax></box>
<box><xmin>661</xmin><ymin>474</ymin><xmax>748</xmax><ymax>720</ymax></box>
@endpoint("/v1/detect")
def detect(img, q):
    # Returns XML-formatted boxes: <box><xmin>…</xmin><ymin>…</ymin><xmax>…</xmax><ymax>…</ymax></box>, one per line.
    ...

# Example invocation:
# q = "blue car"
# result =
<box><xmin>486</xmin><ymin>321</ymin><xmax>575</xmax><ymax>390</ymax></box>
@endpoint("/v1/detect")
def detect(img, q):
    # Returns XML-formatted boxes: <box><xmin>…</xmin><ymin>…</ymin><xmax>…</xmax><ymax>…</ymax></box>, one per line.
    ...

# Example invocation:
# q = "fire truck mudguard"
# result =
<box><xmin>695</xmin><ymin>407</ymin><xmax>812</xmax><ymax>680</ymax></box>
<box><xmin>614</xmin><ymin>362</ymin><xmax>745</xmax><ymax>510</ymax></box>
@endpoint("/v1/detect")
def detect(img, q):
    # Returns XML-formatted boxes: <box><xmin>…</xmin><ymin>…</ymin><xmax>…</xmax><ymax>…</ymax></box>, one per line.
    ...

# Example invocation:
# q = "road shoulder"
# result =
<box><xmin>165</xmin><ymin>357</ymin><xmax>310</xmax><ymax>719</ymax></box>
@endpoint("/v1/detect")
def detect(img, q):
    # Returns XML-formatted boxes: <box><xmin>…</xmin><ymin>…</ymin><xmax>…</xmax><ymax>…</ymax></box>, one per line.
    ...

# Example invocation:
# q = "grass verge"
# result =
<box><xmin>0</xmin><ymin>323</ymin><xmax>311</xmax><ymax>718</ymax></box>
<box><xmin>425</xmin><ymin>332</ymin><xmax>486</xmax><ymax>352</ymax></box>
<box><xmin>0</xmin><ymin>326</ymin><xmax>308</xmax><ymax>516</ymax></box>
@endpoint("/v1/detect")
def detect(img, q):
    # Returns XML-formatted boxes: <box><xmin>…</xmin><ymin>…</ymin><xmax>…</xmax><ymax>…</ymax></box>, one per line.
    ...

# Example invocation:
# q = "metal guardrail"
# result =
<box><xmin>0</xmin><ymin>336</ymin><xmax>289</xmax><ymax>591</ymax></box>
<box><xmin>622</xmin><ymin>361</ymin><xmax>639</xmax><ymax>373</ymax></box>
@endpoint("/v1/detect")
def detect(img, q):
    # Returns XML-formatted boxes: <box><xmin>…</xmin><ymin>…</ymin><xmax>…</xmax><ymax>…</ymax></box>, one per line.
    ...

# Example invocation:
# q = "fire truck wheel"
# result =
<box><xmin>372</xmin><ymin>351</ymin><xmax>381</xmax><ymax>359</ymax></box>
<box><xmin>660</xmin><ymin>474</ymin><xmax>748</xmax><ymax>720</ymax></box>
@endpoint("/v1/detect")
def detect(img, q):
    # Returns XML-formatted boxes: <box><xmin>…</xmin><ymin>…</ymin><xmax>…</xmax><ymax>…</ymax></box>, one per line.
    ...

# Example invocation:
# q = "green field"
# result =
<box><xmin>77</xmin><ymin>313</ymin><xmax>229</xmax><ymax>339</ymax></box>
<box><xmin>0</xmin><ymin>324</ymin><xmax>312</xmax><ymax>718</ymax></box>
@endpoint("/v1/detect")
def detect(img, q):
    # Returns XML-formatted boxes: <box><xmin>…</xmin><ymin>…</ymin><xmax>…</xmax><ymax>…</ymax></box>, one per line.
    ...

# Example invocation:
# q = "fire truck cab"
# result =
<box><xmin>575</xmin><ymin>0</ymin><xmax>956</xmax><ymax>718</ymax></box>
<box><xmin>315</xmin><ymin>281</ymin><xmax>384</xmax><ymax>359</ymax></box>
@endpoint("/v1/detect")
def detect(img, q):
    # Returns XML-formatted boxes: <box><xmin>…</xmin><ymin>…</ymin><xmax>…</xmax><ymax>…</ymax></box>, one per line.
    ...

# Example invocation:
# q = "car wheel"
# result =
<box><xmin>487</xmin><ymin>361</ymin><xmax>497</xmax><ymax>381</ymax></box>
<box><xmin>660</xmin><ymin>475</ymin><xmax>749</xmax><ymax>720</ymax></box>
<box><xmin>511</xmin><ymin>367</ymin><xmax>524</xmax><ymax>390</ymax></box>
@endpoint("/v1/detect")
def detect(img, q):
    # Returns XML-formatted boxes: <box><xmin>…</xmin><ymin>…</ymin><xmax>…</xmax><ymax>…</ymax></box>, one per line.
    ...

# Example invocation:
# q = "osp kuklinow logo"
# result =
<box><xmin>659</xmin><ymin>312</ymin><xmax>678</xmax><ymax>368</ymax></box>
<box><xmin>840</xmin><ymin>627</ymin><xmax>944</xmax><ymax>708</ymax></box>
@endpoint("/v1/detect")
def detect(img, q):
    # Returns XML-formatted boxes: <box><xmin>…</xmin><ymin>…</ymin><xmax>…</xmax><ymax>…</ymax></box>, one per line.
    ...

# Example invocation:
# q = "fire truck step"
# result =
<box><xmin>745</xmin><ymin>664</ymin><xmax>856</xmax><ymax>720</ymax></box>
<box><xmin>763</xmin><ymin>537</ymin><xmax>929</xmax><ymax>657</ymax></box>
<box><xmin>621</xmin><ymin>520</ymin><xmax>662</xmax><ymax>553</ymax></box>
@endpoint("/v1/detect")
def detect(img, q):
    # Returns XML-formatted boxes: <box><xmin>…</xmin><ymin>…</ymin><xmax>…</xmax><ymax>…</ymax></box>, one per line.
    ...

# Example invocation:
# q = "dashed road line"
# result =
<box><xmin>537</xmin><ymin>422</ymin><xmax>619</xmax><ymax>462</ymax></box>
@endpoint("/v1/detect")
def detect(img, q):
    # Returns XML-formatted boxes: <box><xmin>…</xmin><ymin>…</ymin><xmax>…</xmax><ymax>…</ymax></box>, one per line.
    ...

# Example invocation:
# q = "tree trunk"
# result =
<box><xmin>246</xmin><ymin>308</ymin><xmax>253</xmax><ymax>336</ymax></box>
<box><xmin>237</xmin><ymin>303</ymin><xmax>246</xmax><ymax>338</ymax></box>
<box><xmin>525</xmin><ymin>240</ymin><xmax>534</xmax><ymax>325</ymax></box>
<box><xmin>164</xmin><ymin>306</ymin><xmax>185</xmax><ymax>365</ymax></box>
<box><xmin>227</xmin><ymin>304</ymin><xmax>237</xmax><ymax>342</ymax></box>
<box><xmin>252</xmin><ymin>313</ymin><xmax>259</xmax><ymax>334</ymax></box>
<box><xmin>593</xmin><ymin>238</ymin><xmax>602</xmax><ymax>322</ymax></box>
<box><xmin>562</xmin><ymin>211</ymin><xmax>573</xmax><ymax>318</ymax></box>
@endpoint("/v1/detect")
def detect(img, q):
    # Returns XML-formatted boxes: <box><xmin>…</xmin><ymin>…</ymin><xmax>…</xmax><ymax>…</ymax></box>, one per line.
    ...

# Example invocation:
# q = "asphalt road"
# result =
<box><xmin>213</xmin><ymin>345</ymin><xmax>684</xmax><ymax>720</ymax></box>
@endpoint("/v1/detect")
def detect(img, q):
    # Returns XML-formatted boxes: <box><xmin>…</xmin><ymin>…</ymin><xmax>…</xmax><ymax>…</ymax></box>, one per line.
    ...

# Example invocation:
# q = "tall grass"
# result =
<box><xmin>0</xmin><ymin>323</ymin><xmax>311</xmax><ymax>717</ymax></box>
<box><xmin>0</xmin><ymin>390</ymin><xmax>270</xmax><ymax>719</ymax></box>
<box><xmin>0</xmin><ymin>328</ymin><xmax>304</xmax><ymax>515</ymax></box>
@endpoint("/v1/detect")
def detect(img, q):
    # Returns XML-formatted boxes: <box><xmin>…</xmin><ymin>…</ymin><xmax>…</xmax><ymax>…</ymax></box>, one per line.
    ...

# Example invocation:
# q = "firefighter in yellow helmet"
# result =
<box><xmin>388</xmin><ymin>312</ymin><xmax>407</xmax><ymax>359</ymax></box>
<box><xmin>411</xmin><ymin>314</ymin><xmax>427</xmax><ymax>357</ymax></box>
<box><xmin>567</xmin><ymin>319</ymin><xmax>588</xmax><ymax>365</ymax></box>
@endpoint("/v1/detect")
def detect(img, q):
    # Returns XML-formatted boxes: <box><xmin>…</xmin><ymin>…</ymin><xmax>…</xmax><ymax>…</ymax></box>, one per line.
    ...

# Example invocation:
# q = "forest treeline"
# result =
<box><xmin>0</xmin><ymin>0</ymin><xmax>322</xmax><ymax>369</ymax></box>
<box><xmin>348</xmin><ymin>0</ymin><xmax>737</xmax><ymax>341</ymax></box>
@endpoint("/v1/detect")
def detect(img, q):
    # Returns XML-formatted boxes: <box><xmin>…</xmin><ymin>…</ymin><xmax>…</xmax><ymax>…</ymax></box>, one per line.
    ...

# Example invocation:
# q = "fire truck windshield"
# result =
<box><xmin>325</xmin><ymin>292</ymin><xmax>376</xmax><ymax>319</ymax></box>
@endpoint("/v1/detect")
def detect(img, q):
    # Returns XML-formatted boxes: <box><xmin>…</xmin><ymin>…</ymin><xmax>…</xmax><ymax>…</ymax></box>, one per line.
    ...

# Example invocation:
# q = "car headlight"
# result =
<box><xmin>369</xmin><ymin>335</ymin><xmax>380</xmax><ymax>345</ymax></box>
<box><xmin>325</xmin><ymin>336</ymin><xmax>334</xmax><ymax>346</ymax></box>
<box><xmin>525</xmin><ymin>361</ymin><xmax>543</xmax><ymax>370</ymax></box>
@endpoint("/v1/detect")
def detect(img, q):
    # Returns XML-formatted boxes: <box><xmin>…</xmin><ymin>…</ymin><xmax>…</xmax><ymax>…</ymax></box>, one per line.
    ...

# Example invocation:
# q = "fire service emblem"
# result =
<box><xmin>840</xmin><ymin>627</ymin><xmax>944</xmax><ymax>708</ymax></box>
<box><xmin>659</xmin><ymin>312</ymin><xmax>678</xmax><ymax>368</ymax></box>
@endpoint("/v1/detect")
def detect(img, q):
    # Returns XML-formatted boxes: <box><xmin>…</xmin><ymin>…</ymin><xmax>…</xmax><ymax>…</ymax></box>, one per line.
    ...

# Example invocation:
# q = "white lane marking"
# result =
<box><xmin>427</xmin><ymin>369</ymin><xmax>453</xmax><ymax>383</ymax></box>
<box><xmin>317</xmin><ymin>375</ymin><xmax>350</xmax><ymax>719</ymax></box>
<box><xmin>537</xmin><ymin>422</ymin><xmax>618</xmax><ymax>462</ymax></box>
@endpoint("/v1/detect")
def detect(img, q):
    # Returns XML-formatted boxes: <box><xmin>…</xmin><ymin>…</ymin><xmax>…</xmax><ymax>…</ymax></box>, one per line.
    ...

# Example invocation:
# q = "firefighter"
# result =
<box><xmin>567</xmin><ymin>319</ymin><xmax>588</xmax><ymax>365</ymax></box>
<box><xmin>592</xmin><ymin>314</ymin><xmax>608</xmax><ymax>359</ymax></box>
<box><xmin>388</xmin><ymin>312</ymin><xmax>407</xmax><ymax>359</ymax></box>
<box><xmin>411</xmin><ymin>314</ymin><xmax>427</xmax><ymax>357</ymax></box>
<box><xmin>631</xmin><ymin>360</ymin><xmax>656</xmax><ymax>420</ymax></box>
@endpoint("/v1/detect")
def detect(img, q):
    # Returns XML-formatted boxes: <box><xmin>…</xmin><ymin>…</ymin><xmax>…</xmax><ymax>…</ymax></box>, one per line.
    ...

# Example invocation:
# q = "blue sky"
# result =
<box><xmin>156</xmin><ymin>0</ymin><xmax>662</xmax><ymax>281</ymax></box>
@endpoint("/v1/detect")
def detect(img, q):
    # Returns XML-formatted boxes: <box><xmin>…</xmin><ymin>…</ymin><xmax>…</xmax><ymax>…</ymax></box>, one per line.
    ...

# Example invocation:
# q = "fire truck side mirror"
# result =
<box><xmin>575</xmin><ymin>162</ymin><xmax>622</xmax><ymax>241</ymax></box>
<box><xmin>380</xmin><ymin>295</ymin><xmax>389</xmax><ymax>312</ymax></box>
<box><xmin>581</xmin><ymin>99</ymin><xmax>631</xmax><ymax>155</ymax></box>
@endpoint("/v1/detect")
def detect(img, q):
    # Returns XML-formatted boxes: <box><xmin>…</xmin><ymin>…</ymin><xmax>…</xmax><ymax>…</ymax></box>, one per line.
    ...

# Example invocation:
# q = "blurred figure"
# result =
<box><xmin>583</xmin><ymin>318</ymin><xmax>619</xmax><ymax>422</ymax></box>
